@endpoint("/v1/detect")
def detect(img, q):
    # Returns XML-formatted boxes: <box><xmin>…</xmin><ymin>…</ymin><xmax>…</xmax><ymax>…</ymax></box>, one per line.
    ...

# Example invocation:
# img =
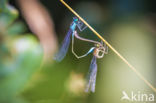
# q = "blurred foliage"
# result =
<box><xmin>0</xmin><ymin>0</ymin><xmax>43</xmax><ymax>103</ymax></box>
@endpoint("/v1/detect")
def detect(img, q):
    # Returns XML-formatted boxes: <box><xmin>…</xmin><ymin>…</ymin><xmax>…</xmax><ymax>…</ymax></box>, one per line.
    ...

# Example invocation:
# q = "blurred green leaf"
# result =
<box><xmin>7</xmin><ymin>21</ymin><xmax>26</xmax><ymax>36</ymax></box>
<box><xmin>0</xmin><ymin>1</ymin><xmax>43</xmax><ymax>103</ymax></box>
<box><xmin>0</xmin><ymin>35</ymin><xmax>43</xmax><ymax>103</ymax></box>
<box><xmin>0</xmin><ymin>0</ymin><xmax>18</xmax><ymax>32</ymax></box>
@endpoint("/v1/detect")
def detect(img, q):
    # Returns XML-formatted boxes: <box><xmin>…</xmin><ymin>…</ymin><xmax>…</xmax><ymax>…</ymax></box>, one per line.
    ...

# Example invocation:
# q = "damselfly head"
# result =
<box><xmin>73</xmin><ymin>17</ymin><xmax>78</xmax><ymax>23</ymax></box>
<box><xmin>95</xmin><ymin>43</ymin><xmax>100</xmax><ymax>48</ymax></box>
<box><xmin>94</xmin><ymin>43</ymin><xmax>103</xmax><ymax>49</ymax></box>
<box><xmin>93</xmin><ymin>42</ymin><xmax>108</xmax><ymax>58</ymax></box>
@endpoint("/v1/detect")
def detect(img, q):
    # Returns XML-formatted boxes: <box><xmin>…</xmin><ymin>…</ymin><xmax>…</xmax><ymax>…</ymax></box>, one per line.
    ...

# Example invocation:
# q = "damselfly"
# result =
<box><xmin>72</xmin><ymin>31</ymin><xmax>108</xmax><ymax>92</ymax></box>
<box><xmin>54</xmin><ymin>17</ymin><xmax>87</xmax><ymax>61</ymax></box>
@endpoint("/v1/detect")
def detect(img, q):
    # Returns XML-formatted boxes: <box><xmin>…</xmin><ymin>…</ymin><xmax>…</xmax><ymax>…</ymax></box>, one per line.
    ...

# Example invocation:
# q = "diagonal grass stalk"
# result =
<box><xmin>60</xmin><ymin>0</ymin><xmax>156</xmax><ymax>93</ymax></box>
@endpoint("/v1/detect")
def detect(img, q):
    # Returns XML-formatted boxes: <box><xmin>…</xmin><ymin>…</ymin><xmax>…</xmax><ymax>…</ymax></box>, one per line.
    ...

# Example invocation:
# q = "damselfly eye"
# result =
<box><xmin>95</xmin><ymin>44</ymin><xmax>99</xmax><ymax>47</ymax></box>
<box><xmin>73</xmin><ymin>17</ymin><xmax>78</xmax><ymax>22</ymax></box>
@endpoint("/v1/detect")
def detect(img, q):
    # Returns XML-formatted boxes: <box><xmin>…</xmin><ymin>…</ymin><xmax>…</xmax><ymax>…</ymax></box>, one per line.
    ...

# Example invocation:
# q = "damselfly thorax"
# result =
<box><xmin>93</xmin><ymin>43</ymin><xmax>108</xmax><ymax>58</ymax></box>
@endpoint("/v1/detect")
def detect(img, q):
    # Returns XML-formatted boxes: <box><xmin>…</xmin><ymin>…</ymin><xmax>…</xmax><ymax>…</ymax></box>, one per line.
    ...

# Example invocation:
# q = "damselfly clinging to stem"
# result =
<box><xmin>54</xmin><ymin>17</ymin><xmax>108</xmax><ymax>93</ymax></box>
<box><xmin>54</xmin><ymin>17</ymin><xmax>87</xmax><ymax>61</ymax></box>
<box><xmin>72</xmin><ymin>31</ymin><xmax>108</xmax><ymax>92</ymax></box>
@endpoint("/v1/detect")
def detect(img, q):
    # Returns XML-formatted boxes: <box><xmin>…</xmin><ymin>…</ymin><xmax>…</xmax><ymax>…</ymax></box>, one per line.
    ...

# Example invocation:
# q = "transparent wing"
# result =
<box><xmin>85</xmin><ymin>56</ymin><xmax>97</xmax><ymax>93</ymax></box>
<box><xmin>54</xmin><ymin>29</ymin><xmax>72</xmax><ymax>62</ymax></box>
